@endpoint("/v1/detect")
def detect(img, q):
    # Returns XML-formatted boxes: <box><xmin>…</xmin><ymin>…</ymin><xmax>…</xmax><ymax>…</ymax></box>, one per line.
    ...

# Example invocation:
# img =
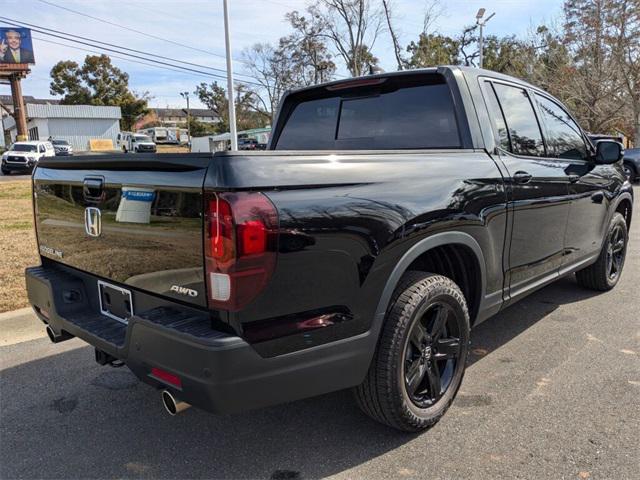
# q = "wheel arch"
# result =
<box><xmin>612</xmin><ymin>192</ymin><xmax>633</xmax><ymax>230</ymax></box>
<box><xmin>372</xmin><ymin>232</ymin><xmax>488</xmax><ymax>335</ymax></box>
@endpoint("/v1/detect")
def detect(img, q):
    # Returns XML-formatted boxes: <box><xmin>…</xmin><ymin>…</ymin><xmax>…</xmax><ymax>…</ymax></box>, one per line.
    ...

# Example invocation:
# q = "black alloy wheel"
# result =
<box><xmin>576</xmin><ymin>212</ymin><xmax>628</xmax><ymax>291</ymax></box>
<box><xmin>354</xmin><ymin>272</ymin><xmax>470</xmax><ymax>432</ymax></box>
<box><xmin>403</xmin><ymin>302</ymin><xmax>461</xmax><ymax>408</ymax></box>
<box><xmin>606</xmin><ymin>222</ymin><xmax>626</xmax><ymax>282</ymax></box>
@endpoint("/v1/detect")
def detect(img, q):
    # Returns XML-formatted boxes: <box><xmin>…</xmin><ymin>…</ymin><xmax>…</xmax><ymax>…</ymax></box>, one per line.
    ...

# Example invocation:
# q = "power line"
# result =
<box><xmin>35</xmin><ymin>0</ymin><xmax>253</xmax><ymax>68</ymax></box>
<box><xmin>32</xmin><ymin>35</ymin><xmax>219</xmax><ymax>80</ymax></box>
<box><xmin>0</xmin><ymin>15</ymin><xmax>260</xmax><ymax>83</ymax></box>
<box><xmin>0</xmin><ymin>16</ymin><xmax>264</xmax><ymax>87</ymax></box>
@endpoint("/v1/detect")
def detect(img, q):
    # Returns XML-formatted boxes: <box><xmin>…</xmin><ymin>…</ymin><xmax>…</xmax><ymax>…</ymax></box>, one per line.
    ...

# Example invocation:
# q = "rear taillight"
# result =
<box><xmin>205</xmin><ymin>192</ymin><xmax>278</xmax><ymax>311</ymax></box>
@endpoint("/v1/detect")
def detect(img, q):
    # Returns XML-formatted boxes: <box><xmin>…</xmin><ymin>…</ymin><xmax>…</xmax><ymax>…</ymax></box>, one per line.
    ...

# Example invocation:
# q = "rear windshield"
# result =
<box><xmin>274</xmin><ymin>74</ymin><xmax>460</xmax><ymax>150</ymax></box>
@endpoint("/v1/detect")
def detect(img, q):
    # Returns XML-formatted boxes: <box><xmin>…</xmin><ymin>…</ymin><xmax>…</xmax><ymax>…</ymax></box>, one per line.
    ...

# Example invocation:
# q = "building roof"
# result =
<box><xmin>3</xmin><ymin>103</ymin><xmax>122</xmax><ymax>130</ymax></box>
<box><xmin>207</xmin><ymin>127</ymin><xmax>272</xmax><ymax>141</ymax></box>
<box><xmin>25</xmin><ymin>103</ymin><xmax>122</xmax><ymax>119</ymax></box>
<box><xmin>153</xmin><ymin>108</ymin><xmax>218</xmax><ymax>118</ymax></box>
<box><xmin>0</xmin><ymin>95</ymin><xmax>60</xmax><ymax>107</ymax></box>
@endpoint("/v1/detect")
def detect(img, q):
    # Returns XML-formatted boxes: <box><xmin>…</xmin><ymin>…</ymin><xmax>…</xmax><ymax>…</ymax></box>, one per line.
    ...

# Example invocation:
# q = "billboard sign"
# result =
<box><xmin>0</xmin><ymin>27</ymin><xmax>35</xmax><ymax>66</ymax></box>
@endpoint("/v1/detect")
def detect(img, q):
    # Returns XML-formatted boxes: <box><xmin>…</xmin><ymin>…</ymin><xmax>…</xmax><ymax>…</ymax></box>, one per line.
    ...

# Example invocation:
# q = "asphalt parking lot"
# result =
<box><xmin>1</xmin><ymin>196</ymin><xmax>638</xmax><ymax>480</ymax></box>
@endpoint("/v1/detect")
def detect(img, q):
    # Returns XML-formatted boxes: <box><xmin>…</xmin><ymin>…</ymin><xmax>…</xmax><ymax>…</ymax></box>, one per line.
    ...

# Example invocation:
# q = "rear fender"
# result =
<box><xmin>371</xmin><ymin>231</ymin><xmax>488</xmax><ymax>339</ymax></box>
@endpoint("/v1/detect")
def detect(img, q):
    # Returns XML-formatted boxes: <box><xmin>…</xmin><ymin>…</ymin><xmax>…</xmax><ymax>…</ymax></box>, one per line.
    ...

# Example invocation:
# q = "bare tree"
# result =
<box><xmin>310</xmin><ymin>0</ymin><xmax>383</xmax><ymax>77</ymax></box>
<box><xmin>608</xmin><ymin>0</ymin><xmax>640</xmax><ymax>142</ymax></box>
<box><xmin>381</xmin><ymin>0</ymin><xmax>405</xmax><ymax>70</ymax></box>
<box><xmin>283</xmin><ymin>11</ymin><xmax>337</xmax><ymax>84</ymax></box>
<box><xmin>561</xmin><ymin>0</ymin><xmax>626</xmax><ymax>134</ymax></box>
<box><xmin>241</xmin><ymin>43</ymin><xmax>295</xmax><ymax>124</ymax></box>
<box><xmin>458</xmin><ymin>25</ymin><xmax>479</xmax><ymax>66</ymax></box>
<box><xmin>421</xmin><ymin>0</ymin><xmax>445</xmax><ymax>35</ymax></box>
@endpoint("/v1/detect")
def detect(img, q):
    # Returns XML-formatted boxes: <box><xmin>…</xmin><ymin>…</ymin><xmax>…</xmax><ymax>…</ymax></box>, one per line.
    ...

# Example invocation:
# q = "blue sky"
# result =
<box><xmin>1</xmin><ymin>0</ymin><xmax>564</xmax><ymax>109</ymax></box>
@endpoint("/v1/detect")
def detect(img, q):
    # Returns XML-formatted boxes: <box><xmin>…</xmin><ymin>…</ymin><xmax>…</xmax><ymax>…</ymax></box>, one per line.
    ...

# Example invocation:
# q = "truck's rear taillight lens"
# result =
<box><xmin>205</xmin><ymin>192</ymin><xmax>278</xmax><ymax>311</ymax></box>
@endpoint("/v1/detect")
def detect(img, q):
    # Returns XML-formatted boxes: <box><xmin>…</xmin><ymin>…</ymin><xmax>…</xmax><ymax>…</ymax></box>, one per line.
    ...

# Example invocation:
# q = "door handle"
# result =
<box><xmin>513</xmin><ymin>171</ymin><xmax>532</xmax><ymax>184</ymax></box>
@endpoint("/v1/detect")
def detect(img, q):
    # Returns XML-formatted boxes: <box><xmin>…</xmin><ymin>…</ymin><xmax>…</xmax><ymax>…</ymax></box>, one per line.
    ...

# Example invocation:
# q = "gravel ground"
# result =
<box><xmin>0</xmin><ymin>196</ymin><xmax>638</xmax><ymax>480</ymax></box>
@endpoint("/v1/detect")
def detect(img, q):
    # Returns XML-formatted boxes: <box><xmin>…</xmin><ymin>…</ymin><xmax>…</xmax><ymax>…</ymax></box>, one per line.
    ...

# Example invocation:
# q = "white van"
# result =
<box><xmin>117</xmin><ymin>132</ymin><xmax>132</xmax><ymax>152</ymax></box>
<box><xmin>1</xmin><ymin>141</ymin><xmax>55</xmax><ymax>175</ymax></box>
<box><xmin>118</xmin><ymin>133</ymin><xmax>156</xmax><ymax>153</ymax></box>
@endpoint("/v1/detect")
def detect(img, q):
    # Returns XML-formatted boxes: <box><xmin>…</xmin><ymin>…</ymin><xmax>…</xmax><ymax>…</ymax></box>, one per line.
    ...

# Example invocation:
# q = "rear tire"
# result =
<box><xmin>354</xmin><ymin>272</ymin><xmax>470</xmax><ymax>432</ymax></box>
<box><xmin>576</xmin><ymin>213</ymin><xmax>628</xmax><ymax>291</ymax></box>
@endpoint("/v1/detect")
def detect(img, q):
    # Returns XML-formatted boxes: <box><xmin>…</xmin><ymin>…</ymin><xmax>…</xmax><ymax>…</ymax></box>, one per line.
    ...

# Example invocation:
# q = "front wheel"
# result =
<box><xmin>1</xmin><ymin>167</ymin><xmax>10</xmax><ymax>175</ymax></box>
<box><xmin>576</xmin><ymin>212</ymin><xmax>628</xmax><ymax>291</ymax></box>
<box><xmin>354</xmin><ymin>272</ymin><xmax>470</xmax><ymax>432</ymax></box>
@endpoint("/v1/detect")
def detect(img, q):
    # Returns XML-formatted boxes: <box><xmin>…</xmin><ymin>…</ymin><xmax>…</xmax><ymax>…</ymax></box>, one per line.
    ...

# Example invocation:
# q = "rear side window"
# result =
<box><xmin>535</xmin><ymin>94</ymin><xmax>588</xmax><ymax>160</ymax></box>
<box><xmin>275</xmin><ymin>76</ymin><xmax>461</xmax><ymax>150</ymax></box>
<box><xmin>492</xmin><ymin>83</ymin><xmax>545</xmax><ymax>157</ymax></box>
<box><xmin>483</xmin><ymin>81</ymin><xmax>510</xmax><ymax>152</ymax></box>
<box><xmin>274</xmin><ymin>97</ymin><xmax>340</xmax><ymax>150</ymax></box>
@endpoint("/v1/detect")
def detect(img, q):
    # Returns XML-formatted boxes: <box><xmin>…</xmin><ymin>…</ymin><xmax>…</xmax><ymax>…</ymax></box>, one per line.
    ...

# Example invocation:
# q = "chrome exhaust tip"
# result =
<box><xmin>161</xmin><ymin>390</ymin><xmax>191</xmax><ymax>416</ymax></box>
<box><xmin>46</xmin><ymin>325</ymin><xmax>73</xmax><ymax>343</ymax></box>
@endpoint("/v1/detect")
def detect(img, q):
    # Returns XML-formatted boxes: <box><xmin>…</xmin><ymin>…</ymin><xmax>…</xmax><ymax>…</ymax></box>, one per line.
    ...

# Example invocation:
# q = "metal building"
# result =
<box><xmin>3</xmin><ymin>103</ymin><xmax>121</xmax><ymax>151</ymax></box>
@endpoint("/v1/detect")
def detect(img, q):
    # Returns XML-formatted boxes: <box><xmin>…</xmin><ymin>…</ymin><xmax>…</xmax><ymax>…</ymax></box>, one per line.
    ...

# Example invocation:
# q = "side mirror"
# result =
<box><xmin>595</xmin><ymin>140</ymin><xmax>624</xmax><ymax>165</ymax></box>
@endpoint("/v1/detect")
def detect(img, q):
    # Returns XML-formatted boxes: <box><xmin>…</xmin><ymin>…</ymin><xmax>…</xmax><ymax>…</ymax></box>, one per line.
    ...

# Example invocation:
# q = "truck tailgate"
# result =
<box><xmin>33</xmin><ymin>154</ymin><xmax>211</xmax><ymax>308</ymax></box>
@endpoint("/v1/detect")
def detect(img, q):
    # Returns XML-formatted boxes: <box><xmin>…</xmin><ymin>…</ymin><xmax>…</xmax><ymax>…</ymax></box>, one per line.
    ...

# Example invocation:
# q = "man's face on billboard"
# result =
<box><xmin>6</xmin><ymin>32</ymin><xmax>21</xmax><ymax>50</ymax></box>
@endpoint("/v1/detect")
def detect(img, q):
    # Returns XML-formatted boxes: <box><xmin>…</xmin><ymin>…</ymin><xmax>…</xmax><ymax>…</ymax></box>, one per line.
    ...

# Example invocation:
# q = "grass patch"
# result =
<box><xmin>4</xmin><ymin>221</ymin><xmax>33</xmax><ymax>230</ymax></box>
<box><xmin>0</xmin><ymin>181</ymin><xmax>32</xmax><ymax>200</ymax></box>
<box><xmin>0</xmin><ymin>180</ymin><xmax>38</xmax><ymax>313</ymax></box>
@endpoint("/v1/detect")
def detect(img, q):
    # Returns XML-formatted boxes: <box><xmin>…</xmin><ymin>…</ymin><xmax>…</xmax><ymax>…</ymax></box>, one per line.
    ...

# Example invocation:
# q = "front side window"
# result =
<box><xmin>493</xmin><ymin>83</ymin><xmax>545</xmax><ymax>157</ymax></box>
<box><xmin>535</xmin><ymin>94</ymin><xmax>588</xmax><ymax>160</ymax></box>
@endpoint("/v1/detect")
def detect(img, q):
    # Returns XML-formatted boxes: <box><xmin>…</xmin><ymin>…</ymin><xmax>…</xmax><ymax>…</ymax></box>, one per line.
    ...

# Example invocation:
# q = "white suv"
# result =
<box><xmin>1</xmin><ymin>141</ymin><xmax>56</xmax><ymax>175</ymax></box>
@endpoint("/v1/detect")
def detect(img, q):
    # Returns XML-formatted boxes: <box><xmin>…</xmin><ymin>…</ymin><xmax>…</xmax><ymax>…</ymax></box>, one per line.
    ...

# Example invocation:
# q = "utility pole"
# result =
<box><xmin>475</xmin><ymin>8</ymin><xmax>495</xmax><ymax>69</ymax></box>
<box><xmin>223</xmin><ymin>0</ymin><xmax>238</xmax><ymax>151</ymax></box>
<box><xmin>10</xmin><ymin>73</ymin><xmax>28</xmax><ymax>141</ymax></box>
<box><xmin>180</xmin><ymin>91</ymin><xmax>191</xmax><ymax>152</ymax></box>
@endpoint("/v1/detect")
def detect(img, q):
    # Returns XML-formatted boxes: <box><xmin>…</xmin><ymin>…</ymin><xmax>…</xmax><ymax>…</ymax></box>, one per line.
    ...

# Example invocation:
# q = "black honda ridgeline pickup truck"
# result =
<box><xmin>26</xmin><ymin>67</ymin><xmax>633</xmax><ymax>431</ymax></box>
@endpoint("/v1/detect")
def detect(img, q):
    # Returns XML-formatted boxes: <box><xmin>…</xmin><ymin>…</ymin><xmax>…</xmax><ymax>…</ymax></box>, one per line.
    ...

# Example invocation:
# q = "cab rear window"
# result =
<box><xmin>274</xmin><ymin>74</ymin><xmax>461</xmax><ymax>150</ymax></box>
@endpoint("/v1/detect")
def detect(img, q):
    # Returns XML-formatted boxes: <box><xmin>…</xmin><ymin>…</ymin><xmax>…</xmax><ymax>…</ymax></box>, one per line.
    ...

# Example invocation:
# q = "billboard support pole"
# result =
<box><xmin>9</xmin><ymin>73</ymin><xmax>28</xmax><ymax>141</ymax></box>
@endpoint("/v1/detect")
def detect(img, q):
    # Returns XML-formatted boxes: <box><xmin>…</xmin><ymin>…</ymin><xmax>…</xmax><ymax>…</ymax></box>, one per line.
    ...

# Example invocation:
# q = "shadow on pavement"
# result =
<box><xmin>468</xmin><ymin>275</ymin><xmax>604</xmax><ymax>366</ymax></box>
<box><xmin>0</xmin><ymin>275</ymin><xmax>604</xmax><ymax>480</ymax></box>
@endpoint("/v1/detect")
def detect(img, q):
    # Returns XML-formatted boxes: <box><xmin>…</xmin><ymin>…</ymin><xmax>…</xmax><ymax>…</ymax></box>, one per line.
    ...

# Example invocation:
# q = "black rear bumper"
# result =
<box><xmin>25</xmin><ymin>263</ymin><xmax>372</xmax><ymax>414</ymax></box>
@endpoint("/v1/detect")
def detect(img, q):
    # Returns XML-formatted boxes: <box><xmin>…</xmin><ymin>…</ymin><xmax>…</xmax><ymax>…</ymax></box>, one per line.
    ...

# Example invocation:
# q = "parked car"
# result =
<box><xmin>26</xmin><ymin>67</ymin><xmax>633</xmax><ymax>432</ymax></box>
<box><xmin>51</xmin><ymin>139</ymin><xmax>74</xmax><ymax>156</ymax></box>
<box><xmin>622</xmin><ymin>147</ymin><xmax>639</xmax><ymax>182</ymax></box>
<box><xmin>238</xmin><ymin>138</ymin><xmax>259</xmax><ymax>150</ymax></box>
<box><xmin>1</xmin><ymin>141</ymin><xmax>55</xmax><ymax>174</ymax></box>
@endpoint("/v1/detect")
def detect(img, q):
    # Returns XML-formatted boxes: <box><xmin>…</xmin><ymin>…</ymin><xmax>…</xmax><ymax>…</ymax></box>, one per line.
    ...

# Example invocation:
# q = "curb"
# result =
<box><xmin>0</xmin><ymin>307</ymin><xmax>34</xmax><ymax>321</ymax></box>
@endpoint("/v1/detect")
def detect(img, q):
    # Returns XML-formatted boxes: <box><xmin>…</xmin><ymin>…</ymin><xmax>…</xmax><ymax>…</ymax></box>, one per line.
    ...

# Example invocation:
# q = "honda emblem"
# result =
<box><xmin>84</xmin><ymin>207</ymin><xmax>102</xmax><ymax>237</ymax></box>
